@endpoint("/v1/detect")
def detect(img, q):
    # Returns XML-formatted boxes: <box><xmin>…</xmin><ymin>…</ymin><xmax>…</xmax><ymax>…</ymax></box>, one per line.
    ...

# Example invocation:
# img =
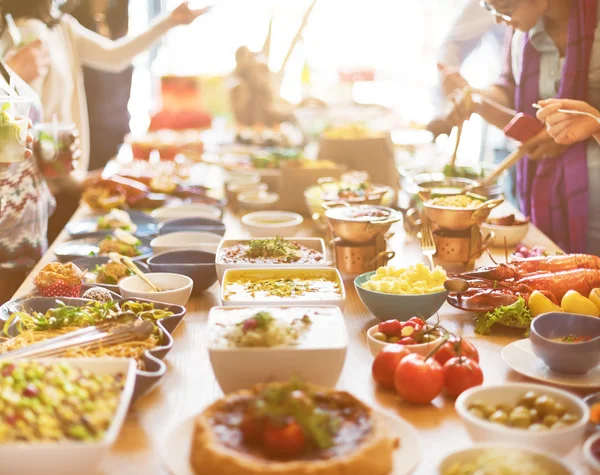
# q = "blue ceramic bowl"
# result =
<box><xmin>354</xmin><ymin>271</ymin><xmax>448</xmax><ymax>321</ymax></box>
<box><xmin>530</xmin><ymin>312</ymin><xmax>600</xmax><ymax>374</ymax></box>
<box><xmin>147</xmin><ymin>250</ymin><xmax>218</xmax><ymax>295</ymax></box>
<box><xmin>158</xmin><ymin>217</ymin><xmax>226</xmax><ymax>236</ymax></box>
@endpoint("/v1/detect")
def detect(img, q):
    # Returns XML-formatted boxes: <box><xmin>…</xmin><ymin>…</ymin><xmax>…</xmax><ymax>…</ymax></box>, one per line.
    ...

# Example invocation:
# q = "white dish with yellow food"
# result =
<box><xmin>438</xmin><ymin>443</ymin><xmax>575</xmax><ymax>475</ymax></box>
<box><xmin>215</xmin><ymin>237</ymin><xmax>328</xmax><ymax>282</ymax></box>
<box><xmin>354</xmin><ymin>264</ymin><xmax>448</xmax><ymax>321</ymax></box>
<box><xmin>207</xmin><ymin>306</ymin><xmax>347</xmax><ymax>393</ymax></box>
<box><xmin>221</xmin><ymin>267</ymin><xmax>345</xmax><ymax>308</ymax></box>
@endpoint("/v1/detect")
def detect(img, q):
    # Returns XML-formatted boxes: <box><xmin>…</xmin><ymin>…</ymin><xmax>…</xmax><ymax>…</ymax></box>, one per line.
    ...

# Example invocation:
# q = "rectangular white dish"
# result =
<box><xmin>215</xmin><ymin>237</ymin><xmax>328</xmax><ymax>282</ymax></box>
<box><xmin>208</xmin><ymin>306</ymin><xmax>348</xmax><ymax>393</ymax></box>
<box><xmin>0</xmin><ymin>358</ymin><xmax>136</xmax><ymax>475</ymax></box>
<box><xmin>220</xmin><ymin>267</ymin><xmax>346</xmax><ymax>308</ymax></box>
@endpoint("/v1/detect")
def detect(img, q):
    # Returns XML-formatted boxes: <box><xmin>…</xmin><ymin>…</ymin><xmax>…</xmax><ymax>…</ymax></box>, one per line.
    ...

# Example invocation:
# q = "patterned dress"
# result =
<box><xmin>0</xmin><ymin>62</ymin><xmax>55</xmax><ymax>271</ymax></box>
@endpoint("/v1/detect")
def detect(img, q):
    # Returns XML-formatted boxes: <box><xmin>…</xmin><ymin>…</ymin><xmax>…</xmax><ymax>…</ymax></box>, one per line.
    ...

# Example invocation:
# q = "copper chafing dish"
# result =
<box><xmin>323</xmin><ymin>202</ymin><xmax>401</xmax><ymax>244</ymax></box>
<box><xmin>420</xmin><ymin>193</ymin><xmax>503</xmax><ymax>231</ymax></box>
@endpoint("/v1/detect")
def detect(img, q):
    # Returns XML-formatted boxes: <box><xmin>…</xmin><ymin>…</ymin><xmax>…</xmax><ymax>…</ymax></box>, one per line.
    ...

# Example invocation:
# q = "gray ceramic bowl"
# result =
<box><xmin>147</xmin><ymin>250</ymin><xmax>218</xmax><ymax>295</ymax></box>
<box><xmin>530</xmin><ymin>312</ymin><xmax>600</xmax><ymax>374</ymax></box>
<box><xmin>354</xmin><ymin>271</ymin><xmax>447</xmax><ymax>321</ymax></box>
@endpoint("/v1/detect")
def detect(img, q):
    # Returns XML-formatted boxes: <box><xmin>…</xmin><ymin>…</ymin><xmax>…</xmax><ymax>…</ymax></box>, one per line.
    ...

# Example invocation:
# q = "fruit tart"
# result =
<box><xmin>190</xmin><ymin>381</ymin><xmax>396</xmax><ymax>475</ymax></box>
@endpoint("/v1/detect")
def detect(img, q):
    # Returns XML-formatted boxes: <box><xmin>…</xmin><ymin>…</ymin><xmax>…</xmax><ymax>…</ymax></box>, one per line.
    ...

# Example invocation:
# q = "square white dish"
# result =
<box><xmin>0</xmin><ymin>358</ymin><xmax>136</xmax><ymax>475</ymax></box>
<box><xmin>215</xmin><ymin>237</ymin><xmax>328</xmax><ymax>282</ymax></box>
<box><xmin>220</xmin><ymin>267</ymin><xmax>346</xmax><ymax>308</ymax></box>
<box><xmin>208</xmin><ymin>306</ymin><xmax>347</xmax><ymax>393</ymax></box>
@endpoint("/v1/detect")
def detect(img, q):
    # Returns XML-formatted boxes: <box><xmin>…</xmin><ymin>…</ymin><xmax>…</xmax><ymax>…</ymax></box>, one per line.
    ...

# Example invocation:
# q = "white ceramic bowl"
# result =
<box><xmin>237</xmin><ymin>190</ymin><xmax>280</xmax><ymax>210</ymax></box>
<box><xmin>215</xmin><ymin>238</ymin><xmax>328</xmax><ymax>282</ymax></box>
<box><xmin>583</xmin><ymin>432</ymin><xmax>600</xmax><ymax>474</ymax></box>
<box><xmin>150</xmin><ymin>231</ymin><xmax>223</xmax><ymax>254</ymax></box>
<box><xmin>366</xmin><ymin>324</ymin><xmax>444</xmax><ymax>357</ymax></box>
<box><xmin>224</xmin><ymin>173</ymin><xmax>261</xmax><ymax>187</ymax></box>
<box><xmin>208</xmin><ymin>306</ymin><xmax>347</xmax><ymax>393</ymax></box>
<box><xmin>0</xmin><ymin>358</ymin><xmax>136</xmax><ymax>475</ymax></box>
<box><xmin>455</xmin><ymin>383</ymin><xmax>589</xmax><ymax>455</ymax></box>
<box><xmin>481</xmin><ymin>222</ymin><xmax>529</xmax><ymax>248</ymax></box>
<box><xmin>438</xmin><ymin>443</ymin><xmax>575</xmax><ymax>475</ymax></box>
<box><xmin>221</xmin><ymin>267</ymin><xmax>346</xmax><ymax>308</ymax></box>
<box><xmin>241</xmin><ymin>211</ymin><xmax>303</xmax><ymax>238</ymax></box>
<box><xmin>118</xmin><ymin>272</ymin><xmax>193</xmax><ymax>306</ymax></box>
<box><xmin>150</xmin><ymin>204</ymin><xmax>222</xmax><ymax>222</ymax></box>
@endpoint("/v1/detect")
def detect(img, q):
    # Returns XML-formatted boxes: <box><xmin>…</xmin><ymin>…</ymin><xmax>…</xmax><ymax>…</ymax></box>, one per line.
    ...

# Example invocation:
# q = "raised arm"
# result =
<box><xmin>68</xmin><ymin>2</ymin><xmax>211</xmax><ymax>73</ymax></box>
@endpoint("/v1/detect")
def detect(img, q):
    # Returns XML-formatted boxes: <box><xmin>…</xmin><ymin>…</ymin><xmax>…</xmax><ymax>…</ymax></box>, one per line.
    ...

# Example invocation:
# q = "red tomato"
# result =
<box><xmin>443</xmin><ymin>356</ymin><xmax>484</xmax><ymax>398</ymax></box>
<box><xmin>402</xmin><ymin>321</ymin><xmax>419</xmax><ymax>330</ymax></box>
<box><xmin>372</xmin><ymin>345</ymin><xmax>411</xmax><ymax>389</ymax></box>
<box><xmin>394</xmin><ymin>353</ymin><xmax>443</xmax><ymax>404</ymax></box>
<box><xmin>433</xmin><ymin>338</ymin><xmax>480</xmax><ymax>366</ymax></box>
<box><xmin>378</xmin><ymin>320</ymin><xmax>403</xmax><ymax>337</ymax></box>
<box><xmin>398</xmin><ymin>337</ymin><xmax>416</xmax><ymax>345</ymax></box>
<box><xmin>263</xmin><ymin>420</ymin><xmax>306</xmax><ymax>457</ymax></box>
<box><xmin>408</xmin><ymin>317</ymin><xmax>426</xmax><ymax>326</ymax></box>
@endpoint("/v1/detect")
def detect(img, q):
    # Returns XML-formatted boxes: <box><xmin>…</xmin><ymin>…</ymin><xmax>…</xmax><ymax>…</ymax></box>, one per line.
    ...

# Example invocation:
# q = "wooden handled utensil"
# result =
<box><xmin>463</xmin><ymin>146</ymin><xmax>526</xmax><ymax>193</ymax></box>
<box><xmin>448</xmin><ymin>87</ymin><xmax>472</xmax><ymax>170</ymax></box>
<box><xmin>110</xmin><ymin>253</ymin><xmax>161</xmax><ymax>292</ymax></box>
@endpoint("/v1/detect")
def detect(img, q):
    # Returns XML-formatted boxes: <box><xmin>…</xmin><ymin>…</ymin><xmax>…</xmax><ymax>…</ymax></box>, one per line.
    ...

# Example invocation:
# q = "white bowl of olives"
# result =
<box><xmin>455</xmin><ymin>383</ymin><xmax>589</xmax><ymax>455</ymax></box>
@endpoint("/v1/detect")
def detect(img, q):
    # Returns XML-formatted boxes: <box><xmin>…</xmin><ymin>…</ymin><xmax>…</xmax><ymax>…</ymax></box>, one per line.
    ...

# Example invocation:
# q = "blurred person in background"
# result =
<box><xmin>444</xmin><ymin>0</ymin><xmax>600</xmax><ymax>255</ymax></box>
<box><xmin>0</xmin><ymin>0</ymin><xmax>211</xmax><ymax>241</ymax></box>
<box><xmin>68</xmin><ymin>0</ymin><xmax>133</xmax><ymax>171</ymax></box>
<box><xmin>0</xmin><ymin>56</ymin><xmax>54</xmax><ymax>304</ymax></box>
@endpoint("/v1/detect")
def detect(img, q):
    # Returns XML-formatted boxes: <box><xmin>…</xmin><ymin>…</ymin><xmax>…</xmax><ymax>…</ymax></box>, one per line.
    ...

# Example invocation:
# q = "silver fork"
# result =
<box><xmin>420</xmin><ymin>216</ymin><xmax>436</xmax><ymax>270</ymax></box>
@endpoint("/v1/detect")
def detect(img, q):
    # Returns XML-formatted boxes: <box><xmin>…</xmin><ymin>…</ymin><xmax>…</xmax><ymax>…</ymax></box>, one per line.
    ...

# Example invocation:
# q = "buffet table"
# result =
<box><xmin>12</xmin><ymin>191</ymin><xmax>590</xmax><ymax>474</ymax></box>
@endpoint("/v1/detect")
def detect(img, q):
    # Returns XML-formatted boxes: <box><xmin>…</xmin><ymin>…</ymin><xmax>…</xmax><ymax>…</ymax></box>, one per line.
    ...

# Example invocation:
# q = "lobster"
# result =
<box><xmin>447</xmin><ymin>254</ymin><xmax>600</xmax><ymax>312</ymax></box>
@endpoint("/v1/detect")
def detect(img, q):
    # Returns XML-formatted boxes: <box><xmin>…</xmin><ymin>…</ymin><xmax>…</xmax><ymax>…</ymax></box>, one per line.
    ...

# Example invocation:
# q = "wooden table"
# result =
<box><xmin>13</xmin><ymin>195</ymin><xmax>593</xmax><ymax>474</ymax></box>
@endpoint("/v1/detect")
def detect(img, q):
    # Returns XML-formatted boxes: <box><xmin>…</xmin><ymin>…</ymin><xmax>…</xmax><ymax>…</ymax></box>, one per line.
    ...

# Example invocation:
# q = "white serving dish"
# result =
<box><xmin>215</xmin><ymin>237</ymin><xmax>327</xmax><ymax>282</ymax></box>
<box><xmin>0</xmin><ymin>358</ymin><xmax>136</xmax><ymax>475</ymax></box>
<box><xmin>455</xmin><ymin>383</ymin><xmax>589</xmax><ymax>455</ymax></box>
<box><xmin>221</xmin><ymin>267</ymin><xmax>345</xmax><ymax>308</ymax></box>
<box><xmin>150</xmin><ymin>231</ymin><xmax>223</xmax><ymax>254</ymax></box>
<box><xmin>150</xmin><ymin>204</ymin><xmax>222</xmax><ymax>222</ymax></box>
<box><xmin>481</xmin><ymin>222</ymin><xmax>529</xmax><ymax>248</ymax></box>
<box><xmin>438</xmin><ymin>443</ymin><xmax>575</xmax><ymax>475</ymax></box>
<box><xmin>119</xmin><ymin>272</ymin><xmax>193</xmax><ymax>306</ymax></box>
<box><xmin>241</xmin><ymin>211</ymin><xmax>304</xmax><ymax>238</ymax></box>
<box><xmin>366</xmin><ymin>324</ymin><xmax>444</xmax><ymax>357</ymax></box>
<box><xmin>583</xmin><ymin>432</ymin><xmax>600</xmax><ymax>473</ymax></box>
<box><xmin>237</xmin><ymin>190</ymin><xmax>280</xmax><ymax>210</ymax></box>
<box><xmin>208</xmin><ymin>306</ymin><xmax>347</xmax><ymax>393</ymax></box>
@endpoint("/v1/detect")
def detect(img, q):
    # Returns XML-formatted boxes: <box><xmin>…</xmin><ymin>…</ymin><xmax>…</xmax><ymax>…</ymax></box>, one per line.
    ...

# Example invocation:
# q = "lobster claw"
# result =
<box><xmin>446</xmin><ymin>288</ymin><xmax>520</xmax><ymax>313</ymax></box>
<box><xmin>460</xmin><ymin>263</ymin><xmax>517</xmax><ymax>281</ymax></box>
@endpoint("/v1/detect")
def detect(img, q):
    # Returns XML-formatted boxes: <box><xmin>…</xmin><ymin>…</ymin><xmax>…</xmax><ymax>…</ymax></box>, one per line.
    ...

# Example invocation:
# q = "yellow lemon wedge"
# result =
<box><xmin>528</xmin><ymin>290</ymin><xmax>563</xmax><ymax>317</ymax></box>
<box><xmin>589</xmin><ymin>288</ymin><xmax>600</xmax><ymax>314</ymax></box>
<box><xmin>561</xmin><ymin>290</ymin><xmax>600</xmax><ymax>317</ymax></box>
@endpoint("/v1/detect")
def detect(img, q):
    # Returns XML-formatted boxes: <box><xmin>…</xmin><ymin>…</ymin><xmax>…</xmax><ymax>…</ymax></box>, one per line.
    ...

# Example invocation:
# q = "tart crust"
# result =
<box><xmin>190</xmin><ymin>387</ymin><xmax>396</xmax><ymax>475</ymax></box>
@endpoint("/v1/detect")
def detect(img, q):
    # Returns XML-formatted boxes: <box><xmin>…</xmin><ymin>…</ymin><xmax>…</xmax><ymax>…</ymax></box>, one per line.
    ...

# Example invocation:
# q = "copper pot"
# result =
<box><xmin>323</xmin><ymin>202</ymin><xmax>400</xmax><ymax>244</ymax></box>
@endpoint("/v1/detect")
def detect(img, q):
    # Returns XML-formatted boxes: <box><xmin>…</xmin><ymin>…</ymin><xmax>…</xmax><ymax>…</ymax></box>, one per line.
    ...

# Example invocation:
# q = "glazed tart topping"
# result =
<box><xmin>209</xmin><ymin>381</ymin><xmax>373</xmax><ymax>460</ymax></box>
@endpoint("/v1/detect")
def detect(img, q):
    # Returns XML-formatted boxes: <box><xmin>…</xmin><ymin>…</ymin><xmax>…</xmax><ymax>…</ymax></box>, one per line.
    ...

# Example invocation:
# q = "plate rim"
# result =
<box><xmin>160</xmin><ymin>408</ymin><xmax>421</xmax><ymax>475</ymax></box>
<box><xmin>66</xmin><ymin>211</ymin><xmax>158</xmax><ymax>237</ymax></box>
<box><xmin>501</xmin><ymin>339</ymin><xmax>600</xmax><ymax>388</ymax></box>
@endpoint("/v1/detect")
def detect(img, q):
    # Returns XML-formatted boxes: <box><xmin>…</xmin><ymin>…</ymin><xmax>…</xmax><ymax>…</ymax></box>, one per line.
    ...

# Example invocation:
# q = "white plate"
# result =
<box><xmin>160</xmin><ymin>409</ymin><xmax>421</xmax><ymax>475</ymax></box>
<box><xmin>502</xmin><ymin>339</ymin><xmax>600</xmax><ymax>388</ymax></box>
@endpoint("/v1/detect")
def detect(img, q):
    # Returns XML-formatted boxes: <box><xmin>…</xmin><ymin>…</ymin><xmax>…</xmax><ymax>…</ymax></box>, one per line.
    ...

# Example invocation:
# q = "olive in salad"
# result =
<box><xmin>371</xmin><ymin>317</ymin><xmax>441</xmax><ymax>345</ymax></box>
<box><xmin>467</xmin><ymin>391</ymin><xmax>579</xmax><ymax>431</ymax></box>
<box><xmin>0</xmin><ymin>360</ymin><xmax>125</xmax><ymax>442</ymax></box>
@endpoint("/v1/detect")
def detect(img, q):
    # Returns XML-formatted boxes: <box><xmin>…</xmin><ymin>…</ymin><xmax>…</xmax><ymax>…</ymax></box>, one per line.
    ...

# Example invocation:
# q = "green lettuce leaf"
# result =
<box><xmin>475</xmin><ymin>297</ymin><xmax>532</xmax><ymax>335</ymax></box>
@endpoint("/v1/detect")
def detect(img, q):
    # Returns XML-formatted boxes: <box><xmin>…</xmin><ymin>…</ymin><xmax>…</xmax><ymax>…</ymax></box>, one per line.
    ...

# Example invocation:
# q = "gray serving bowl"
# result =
<box><xmin>147</xmin><ymin>250</ymin><xmax>217</xmax><ymax>295</ymax></box>
<box><xmin>530</xmin><ymin>312</ymin><xmax>600</xmax><ymax>374</ymax></box>
<box><xmin>0</xmin><ymin>297</ymin><xmax>186</xmax><ymax>401</ymax></box>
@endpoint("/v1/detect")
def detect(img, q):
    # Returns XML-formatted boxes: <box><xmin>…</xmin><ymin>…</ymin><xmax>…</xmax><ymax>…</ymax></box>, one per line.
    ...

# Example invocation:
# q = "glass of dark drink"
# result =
<box><xmin>33</xmin><ymin>122</ymin><xmax>81</xmax><ymax>178</ymax></box>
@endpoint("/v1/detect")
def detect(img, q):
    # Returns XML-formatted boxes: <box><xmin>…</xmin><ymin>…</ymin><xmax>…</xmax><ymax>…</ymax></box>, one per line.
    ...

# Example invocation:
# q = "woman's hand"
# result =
<box><xmin>25</xmin><ymin>122</ymin><xmax>33</xmax><ymax>159</ymax></box>
<box><xmin>437</xmin><ymin>63</ymin><xmax>469</xmax><ymax>98</ymax></box>
<box><xmin>5</xmin><ymin>40</ymin><xmax>50</xmax><ymax>84</ymax></box>
<box><xmin>169</xmin><ymin>1</ymin><xmax>212</xmax><ymax>26</ymax></box>
<box><xmin>536</xmin><ymin>98</ymin><xmax>600</xmax><ymax>145</ymax></box>
<box><xmin>521</xmin><ymin>128</ymin><xmax>569</xmax><ymax>161</ymax></box>
<box><xmin>445</xmin><ymin>86</ymin><xmax>477</xmax><ymax>127</ymax></box>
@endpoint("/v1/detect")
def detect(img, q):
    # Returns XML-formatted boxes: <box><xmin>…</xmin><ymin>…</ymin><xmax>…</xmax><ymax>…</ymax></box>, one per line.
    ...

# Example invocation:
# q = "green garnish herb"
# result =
<box><xmin>474</xmin><ymin>297</ymin><xmax>532</xmax><ymax>335</ymax></box>
<box><xmin>247</xmin><ymin>278</ymin><xmax>314</xmax><ymax>298</ymax></box>
<box><xmin>243</xmin><ymin>237</ymin><xmax>300</xmax><ymax>262</ymax></box>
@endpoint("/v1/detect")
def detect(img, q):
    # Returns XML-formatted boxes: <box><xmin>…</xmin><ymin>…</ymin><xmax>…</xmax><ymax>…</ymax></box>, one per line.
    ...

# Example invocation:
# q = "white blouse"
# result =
<box><xmin>0</xmin><ymin>13</ymin><xmax>173</xmax><ymax>173</ymax></box>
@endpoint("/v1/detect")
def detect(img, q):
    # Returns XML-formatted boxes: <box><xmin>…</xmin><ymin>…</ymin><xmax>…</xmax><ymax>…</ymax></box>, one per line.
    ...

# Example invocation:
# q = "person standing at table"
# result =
<box><xmin>444</xmin><ymin>0</ymin><xmax>600</xmax><ymax>255</ymax></box>
<box><xmin>0</xmin><ymin>58</ymin><xmax>54</xmax><ymax>304</ymax></box>
<box><xmin>69</xmin><ymin>0</ymin><xmax>133</xmax><ymax>171</ymax></box>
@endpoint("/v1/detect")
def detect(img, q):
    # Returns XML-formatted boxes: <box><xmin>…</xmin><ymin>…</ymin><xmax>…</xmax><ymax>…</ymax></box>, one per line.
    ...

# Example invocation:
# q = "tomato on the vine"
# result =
<box><xmin>442</xmin><ymin>356</ymin><xmax>484</xmax><ymax>398</ymax></box>
<box><xmin>394</xmin><ymin>353</ymin><xmax>443</xmax><ymax>404</ymax></box>
<box><xmin>372</xmin><ymin>345</ymin><xmax>410</xmax><ymax>389</ymax></box>
<box><xmin>433</xmin><ymin>337</ymin><xmax>479</xmax><ymax>366</ymax></box>
<box><xmin>408</xmin><ymin>316</ymin><xmax>426</xmax><ymax>326</ymax></box>
<box><xmin>263</xmin><ymin>420</ymin><xmax>306</xmax><ymax>456</ymax></box>
<box><xmin>378</xmin><ymin>319</ymin><xmax>403</xmax><ymax>337</ymax></box>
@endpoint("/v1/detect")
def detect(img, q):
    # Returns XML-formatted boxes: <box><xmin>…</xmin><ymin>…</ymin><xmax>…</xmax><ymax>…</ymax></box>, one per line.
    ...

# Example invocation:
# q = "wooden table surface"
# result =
<box><xmin>13</xmin><ymin>194</ymin><xmax>593</xmax><ymax>475</ymax></box>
